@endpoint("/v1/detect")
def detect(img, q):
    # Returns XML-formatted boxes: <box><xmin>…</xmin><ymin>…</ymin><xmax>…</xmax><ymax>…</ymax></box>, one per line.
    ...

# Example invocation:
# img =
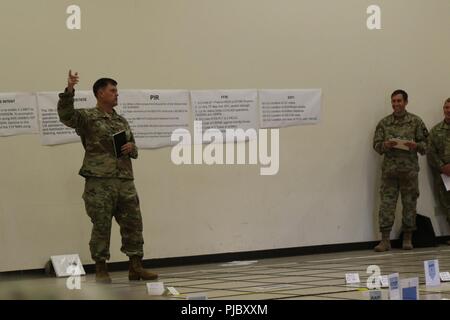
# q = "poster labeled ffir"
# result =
<box><xmin>259</xmin><ymin>89</ymin><xmax>321</xmax><ymax>128</ymax></box>
<box><xmin>190</xmin><ymin>90</ymin><xmax>258</xmax><ymax>142</ymax></box>
<box><xmin>0</xmin><ymin>92</ymin><xmax>39</xmax><ymax>136</ymax></box>
<box><xmin>37</xmin><ymin>91</ymin><xmax>96</xmax><ymax>145</ymax></box>
<box><xmin>117</xmin><ymin>90</ymin><xmax>190</xmax><ymax>149</ymax></box>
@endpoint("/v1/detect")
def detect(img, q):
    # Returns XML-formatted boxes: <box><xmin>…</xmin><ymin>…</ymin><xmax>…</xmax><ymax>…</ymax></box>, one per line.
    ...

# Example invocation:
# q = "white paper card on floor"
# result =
<box><xmin>379</xmin><ymin>275</ymin><xmax>389</xmax><ymax>288</ymax></box>
<box><xmin>388</xmin><ymin>273</ymin><xmax>401</xmax><ymax>300</ymax></box>
<box><xmin>400</xmin><ymin>277</ymin><xmax>419</xmax><ymax>300</ymax></box>
<box><xmin>146</xmin><ymin>282</ymin><xmax>165</xmax><ymax>295</ymax></box>
<box><xmin>424</xmin><ymin>259</ymin><xmax>440</xmax><ymax>287</ymax></box>
<box><xmin>369</xmin><ymin>290</ymin><xmax>382</xmax><ymax>300</ymax></box>
<box><xmin>186</xmin><ymin>293</ymin><xmax>208</xmax><ymax>300</ymax></box>
<box><xmin>440</xmin><ymin>272</ymin><xmax>450</xmax><ymax>282</ymax></box>
<box><xmin>50</xmin><ymin>254</ymin><xmax>85</xmax><ymax>277</ymax></box>
<box><xmin>165</xmin><ymin>287</ymin><xmax>180</xmax><ymax>296</ymax></box>
<box><xmin>345</xmin><ymin>273</ymin><xmax>360</xmax><ymax>284</ymax></box>
<box><xmin>366</xmin><ymin>272</ymin><xmax>388</xmax><ymax>289</ymax></box>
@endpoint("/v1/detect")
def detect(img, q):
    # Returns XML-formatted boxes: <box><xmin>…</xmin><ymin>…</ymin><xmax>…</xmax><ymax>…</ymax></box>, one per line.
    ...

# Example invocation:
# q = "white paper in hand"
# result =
<box><xmin>390</xmin><ymin>138</ymin><xmax>412</xmax><ymax>151</ymax></box>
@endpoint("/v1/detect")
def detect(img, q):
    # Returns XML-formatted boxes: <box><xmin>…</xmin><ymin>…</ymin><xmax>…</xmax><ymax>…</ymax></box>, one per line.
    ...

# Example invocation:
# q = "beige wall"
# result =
<box><xmin>1</xmin><ymin>0</ymin><xmax>450</xmax><ymax>271</ymax></box>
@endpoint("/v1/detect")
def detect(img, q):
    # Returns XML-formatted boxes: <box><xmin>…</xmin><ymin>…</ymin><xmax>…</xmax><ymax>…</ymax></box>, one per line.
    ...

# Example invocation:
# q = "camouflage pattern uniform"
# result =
<box><xmin>428</xmin><ymin>120</ymin><xmax>450</xmax><ymax>223</ymax></box>
<box><xmin>373</xmin><ymin>111</ymin><xmax>428</xmax><ymax>232</ymax></box>
<box><xmin>57</xmin><ymin>89</ymin><xmax>144</xmax><ymax>262</ymax></box>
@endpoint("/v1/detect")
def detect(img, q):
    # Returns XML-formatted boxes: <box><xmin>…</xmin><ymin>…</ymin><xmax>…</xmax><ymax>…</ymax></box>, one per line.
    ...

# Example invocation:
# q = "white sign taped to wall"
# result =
<box><xmin>37</xmin><ymin>91</ymin><xmax>96</xmax><ymax>145</ymax></box>
<box><xmin>0</xmin><ymin>92</ymin><xmax>39</xmax><ymax>136</ymax></box>
<box><xmin>259</xmin><ymin>89</ymin><xmax>321</xmax><ymax>128</ymax></box>
<box><xmin>190</xmin><ymin>89</ymin><xmax>259</xmax><ymax>142</ymax></box>
<box><xmin>117</xmin><ymin>90</ymin><xmax>190</xmax><ymax>149</ymax></box>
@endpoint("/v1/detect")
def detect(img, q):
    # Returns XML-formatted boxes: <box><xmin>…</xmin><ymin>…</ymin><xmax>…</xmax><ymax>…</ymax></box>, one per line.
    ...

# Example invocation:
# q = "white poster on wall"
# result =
<box><xmin>259</xmin><ymin>89</ymin><xmax>321</xmax><ymax>128</ymax></box>
<box><xmin>117</xmin><ymin>90</ymin><xmax>190</xmax><ymax>149</ymax></box>
<box><xmin>190</xmin><ymin>90</ymin><xmax>258</xmax><ymax>142</ymax></box>
<box><xmin>37</xmin><ymin>91</ymin><xmax>96</xmax><ymax>145</ymax></box>
<box><xmin>0</xmin><ymin>92</ymin><xmax>39</xmax><ymax>136</ymax></box>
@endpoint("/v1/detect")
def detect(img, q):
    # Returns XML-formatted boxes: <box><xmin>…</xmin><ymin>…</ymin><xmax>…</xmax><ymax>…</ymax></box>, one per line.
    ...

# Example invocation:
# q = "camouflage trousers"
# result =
<box><xmin>82</xmin><ymin>177</ymin><xmax>144</xmax><ymax>262</ymax></box>
<box><xmin>378</xmin><ymin>170</ymin><xmax>419</xmax><ymax>232</ymax></box>
<box><xmin>433</xmin><ymin>174</ymin><xmax>450</xmax><ymax>224</ymax></box>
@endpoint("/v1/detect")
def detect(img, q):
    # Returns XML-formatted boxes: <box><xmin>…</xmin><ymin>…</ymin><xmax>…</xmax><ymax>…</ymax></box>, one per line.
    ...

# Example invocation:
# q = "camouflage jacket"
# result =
<box><xmin>57</xmin><ymin>89</ymin><xmax>137</xmax><ymax>179</ymax></box>
<box><xmin>373</xmin><ymin>111</ymin><xmax>428</xmax><ymax>173</ymax></box>
<box><xmin>428</xmin><ymin>120</ymin><xmax>450</xmax><ymax>172</ymax></box>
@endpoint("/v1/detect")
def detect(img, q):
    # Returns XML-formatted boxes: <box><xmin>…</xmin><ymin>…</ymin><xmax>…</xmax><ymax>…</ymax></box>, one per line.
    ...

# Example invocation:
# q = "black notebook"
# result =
<box><xmin>113</xmin><ymin>131</ymin><xmax>127</xmax><ymax>158</ymax></box>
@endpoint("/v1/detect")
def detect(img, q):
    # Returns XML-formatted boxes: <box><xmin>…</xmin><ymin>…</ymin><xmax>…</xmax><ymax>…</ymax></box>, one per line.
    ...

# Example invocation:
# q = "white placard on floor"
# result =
<box><xmin>400</xmin><ymin>277</ymin><xmax>419</xmax><ymax>300</ymax></box>
<box><xmin>440</xmin><ymin>272</ymin><xmax>450</xmax><ymax>282</ymax></box>
<box><xmin>379</xmin><ymin>275</ymin><xmax>389</xmax><ymax>288</ymax></box>
<box><xmin>165</xmin><ymin>287</ymin><xmax>180</xmax><ymax>296</ymax></box>
<box><xmin>50</xmin><ymin>254</ymin><xmax>85</xmax><ymax>277</ymax></box>
<box><xmin>369</xmin><ymin>290</ymin><xmax>382</xmax><ymax>300</ymax></box>
<box><xmin>424</xmin><ymin>260</ymin><xmax>441</xmax><ymax>287</ymax></box>
<box><xmin>146</xmin><ymin>282</ymin><xmax>165</xmax><ymax>296</ymax></box>
<box><xmin>345</xmin><ymin>273</ymin><xmax>360</xmax><ymax>284</ymax></box>
<box><xmin>388</xmin><ymin>273</ymin><xmax>401</xmax><ymax>300</ymax></box>
<box><xmin>186</xmin><ymin>293</ymin><xmax>208</xmax><ymax>300</ymax></box>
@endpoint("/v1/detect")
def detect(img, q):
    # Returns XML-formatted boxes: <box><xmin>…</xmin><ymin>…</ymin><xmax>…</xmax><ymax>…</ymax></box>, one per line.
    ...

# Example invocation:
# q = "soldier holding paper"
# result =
<box><xmin>373</xmin><ymin>90</ymin><xmax>428</xmax><ymax>251</ymax></box>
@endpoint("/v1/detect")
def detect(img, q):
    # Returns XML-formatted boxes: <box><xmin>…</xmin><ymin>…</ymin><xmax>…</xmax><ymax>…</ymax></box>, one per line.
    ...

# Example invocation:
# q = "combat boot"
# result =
<box><xmin>402</xmin><ymin>231</ymin><xmax>413</xmax><ymax>250</ymax></box>
<box><xmin>129</xmin><ymin>256</ymin><xmax>158</xmax><ymax>281</ymax></box>
<box><xmin>374</xmin><ymin>231</ymin><xmax>391</xmax><ymax>252</ymax></box>
<box><xmin>95</xmin><ymin>261</ymin><xmax>112</xmax><ymax>283</ymax></box>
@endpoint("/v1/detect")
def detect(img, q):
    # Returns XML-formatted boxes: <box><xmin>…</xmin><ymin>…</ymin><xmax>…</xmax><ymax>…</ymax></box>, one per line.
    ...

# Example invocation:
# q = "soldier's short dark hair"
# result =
<box><xmin>445</xmin><ymin>98</ymin><xmax>450</xmax><ymax>104</ymax></box>
<box><xmin>93</xmin><ymin>78</ymin><xmax>118</xmax><ymax>97</ymax></box>
<box><xmin>391</xmin><ymin>89</ymin><xmax>408</xmax><ymax>102</ymax></box>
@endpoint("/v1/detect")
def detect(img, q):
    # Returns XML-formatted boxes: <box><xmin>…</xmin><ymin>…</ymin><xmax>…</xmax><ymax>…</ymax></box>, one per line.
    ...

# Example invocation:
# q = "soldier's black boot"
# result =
<box><xmin>402</xmin><ymin>231</ymin><xmax>413</xmax><ymax>250</ymax></box>
<box><xmin>374</xmin><ymin>231</ymin><xmax>391</xmax><ymax>252</ymax></box>
<box><xmin>95</xmin><ymin>261</ymin><xmax>112</xmax><ymax>283</ymax></box>
<box><xmin>129</xmin><ymin>256</ymin><xmax>158</xmax><ymax>281</ymax></box>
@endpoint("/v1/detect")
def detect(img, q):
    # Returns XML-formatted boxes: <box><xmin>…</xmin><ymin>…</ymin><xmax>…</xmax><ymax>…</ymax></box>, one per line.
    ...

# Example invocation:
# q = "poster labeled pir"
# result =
<box><xmin>117</xmin><ymin>90</ymin><xmax>190</xmax><ymax>149</ymax></box>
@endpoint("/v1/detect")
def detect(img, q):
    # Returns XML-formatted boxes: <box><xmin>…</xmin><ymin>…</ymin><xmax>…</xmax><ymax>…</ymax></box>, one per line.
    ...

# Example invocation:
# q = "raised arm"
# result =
<box><xmin>57</xmin><ymin>70</ymin><xmax>87</xmax><ymax>129</ymax></box>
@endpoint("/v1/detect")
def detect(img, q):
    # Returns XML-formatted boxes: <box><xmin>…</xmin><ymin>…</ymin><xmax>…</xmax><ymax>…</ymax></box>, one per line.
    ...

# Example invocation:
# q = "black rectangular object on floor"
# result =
<box><xmin>398</xmin><ymin>214</ymin><xmax>437</xmax><ymax>248</ymax></box>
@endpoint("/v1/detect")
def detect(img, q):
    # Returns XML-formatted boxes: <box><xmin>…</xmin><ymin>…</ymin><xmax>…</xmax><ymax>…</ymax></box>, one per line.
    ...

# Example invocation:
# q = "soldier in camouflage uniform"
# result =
<box><xmin>58</xmin><ymin>70</ymin><xmax>157</xmax><ymax>283</ymax></box>
<box><xmin>373</xmin><ymin>90</ymin><xmax>428</xmax><ymax>252</ymax></box>
<box><xmin>427</xmin><ymin>98</ymin><xmax>450</xmax><ymax>245</ymax></box>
